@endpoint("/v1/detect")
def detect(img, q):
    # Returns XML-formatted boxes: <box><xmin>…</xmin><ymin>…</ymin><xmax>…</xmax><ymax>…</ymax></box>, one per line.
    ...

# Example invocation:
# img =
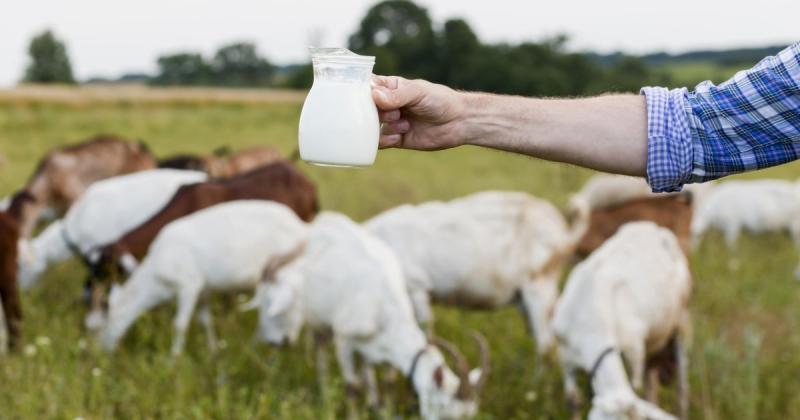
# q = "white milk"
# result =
<box><xmin>299</xmin><ymin>80</ymin><xmax>380</xmax><ymax>167</ymax></box>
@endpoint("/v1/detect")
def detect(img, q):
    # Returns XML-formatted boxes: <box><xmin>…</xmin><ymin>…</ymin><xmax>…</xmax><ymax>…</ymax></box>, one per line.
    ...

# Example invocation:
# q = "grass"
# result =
<box><xmin>1</xmin><ymin>94</ymin><xmax>800</xmax><ymax>419</ymax></box>
<box><xmin>661</xmin><ymin>61</ymin><xmax>745</xmax><ymax>89</ymax></box>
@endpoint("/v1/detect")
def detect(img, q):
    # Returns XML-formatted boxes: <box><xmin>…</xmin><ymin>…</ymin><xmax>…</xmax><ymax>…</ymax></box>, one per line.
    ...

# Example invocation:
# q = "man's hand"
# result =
<box><xmin>371</xmin><ymin>75</ymin><xmax>466</xmax><ymax>150</ymax></box>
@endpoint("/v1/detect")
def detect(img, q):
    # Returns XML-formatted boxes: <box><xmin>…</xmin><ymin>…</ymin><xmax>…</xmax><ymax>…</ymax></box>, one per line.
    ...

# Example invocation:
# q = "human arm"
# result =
<box><xmin>373</xmin><ymin>41</ymin><xmax>800</xmax><ymax>192</ymax></box>
<box><xmin>372</xmin><ymin>76</ymin><xmax>649</xmax><ymax>177</ymax></box>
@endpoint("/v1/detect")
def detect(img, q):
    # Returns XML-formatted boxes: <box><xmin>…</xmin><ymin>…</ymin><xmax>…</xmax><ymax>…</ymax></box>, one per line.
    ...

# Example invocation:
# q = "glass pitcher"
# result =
<box><xmin>298</xmin><ymin>48</ymin><xmax>379</xmax><ymax>167</ymax></box>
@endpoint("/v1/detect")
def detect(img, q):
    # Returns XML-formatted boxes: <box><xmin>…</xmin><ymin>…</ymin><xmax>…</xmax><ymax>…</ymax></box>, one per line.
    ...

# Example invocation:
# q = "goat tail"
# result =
<box><xmin>261</xmin><ymin>242</ymin><xmax>307</xmax><ymax>282</ymax></box>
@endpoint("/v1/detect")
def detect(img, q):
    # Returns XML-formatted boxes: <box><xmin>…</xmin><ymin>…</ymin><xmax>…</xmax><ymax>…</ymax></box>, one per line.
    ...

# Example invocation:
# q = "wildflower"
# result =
<box><xmin>525</xmin><ymin>391</ymin><xmax>537</xmax><ymax>402</ymax></box>
<box><xmin>23</xmin><ymin>344</ymin><xmax>37</xmax><ymax>357</ymax></box>
<box><xmin>92</xmin><ymin>367</ymin><xmax>102</xmax><ymax>377</ymax></box>
<box><xmin>35</xmin><ymin>336</ymin><xmax>51</xmax><ymax>347</ymax></box>
<box><xmin>77</xmin><ymin>339</ymin><xmax>88</xmax><ymax>350</ymax></box>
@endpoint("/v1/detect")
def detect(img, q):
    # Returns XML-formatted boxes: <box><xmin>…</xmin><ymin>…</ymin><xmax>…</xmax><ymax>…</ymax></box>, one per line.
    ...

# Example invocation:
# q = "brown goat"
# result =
<box><xmin>92</xmin><ymin>160</ymin><xmax>318</xmax><ymax>278</ymax></box>
<box><xmin>575</xmin><ymin>192</ymin><xmax>693</xmax><ymax>259</ymax></box>
<box><xmin>13</xmin><ymin>135</ymin><xmax>157</xmax><ymax>237</ymax></box>
<box><xmin>0</xmin><ymin>192</ymin><xmax>32</xmax><ymax>350</ymax></box>
<box><xmin>158</xmin><ymin>145</ymin><xmax>282</xmax><ymax>179</ymax></box>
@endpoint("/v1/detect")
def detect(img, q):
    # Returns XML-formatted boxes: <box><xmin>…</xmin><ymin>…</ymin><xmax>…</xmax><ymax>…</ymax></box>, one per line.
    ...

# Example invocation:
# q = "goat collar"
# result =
<box><xmin>407</xmin><ymin>345</ymin><xmax>431</xmax><ymax>388</ymax></box>
<box><xmin>588</xmin><ymin>346</ymin><xmax>617</xmax><ymax>385</ymax></box>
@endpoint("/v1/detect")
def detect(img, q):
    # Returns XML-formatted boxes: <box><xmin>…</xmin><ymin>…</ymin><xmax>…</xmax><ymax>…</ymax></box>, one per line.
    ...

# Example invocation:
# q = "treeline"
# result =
<box><xmin>24</xmin><ymin>0</ymin><xmax>791</xmax><ymax>95</ymax></box>
<box><xmin>141</xmin><ymin>0</ymin><xmax>670</xmax><ymax>95</ymax></box>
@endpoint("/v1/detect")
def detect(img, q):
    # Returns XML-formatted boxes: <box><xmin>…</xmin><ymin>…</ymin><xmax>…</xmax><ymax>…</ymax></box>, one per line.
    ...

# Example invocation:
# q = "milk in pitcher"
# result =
<box><xmin>299</xmin><ymin>48</ymin><xmax>379</xmax><ymax>167</ymax></box>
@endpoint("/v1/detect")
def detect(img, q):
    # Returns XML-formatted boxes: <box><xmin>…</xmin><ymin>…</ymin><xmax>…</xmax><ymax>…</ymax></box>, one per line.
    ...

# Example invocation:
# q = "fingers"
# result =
<box><xmin>371</xmin><ymin>75</ymin><xmax>423</xmax><ymax>111</ymax></box>
<box><xmin>379</xmin><ymin>134</ymin><xmax>402</xmax><ymax>149</ymax></box>
<box><xmin>379</xmin><ymin>109</ymin><xmax>401</xmax><ymax>122</ymax></box>
<box><xmin>381</xmin><ymin>120</ymin><xmax>410</xmax><ymax>136</ymax></box>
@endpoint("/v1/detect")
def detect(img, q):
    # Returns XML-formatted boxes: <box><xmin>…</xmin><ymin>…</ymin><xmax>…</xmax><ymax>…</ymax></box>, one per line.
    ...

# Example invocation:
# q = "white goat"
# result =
<box><xmin>691</xmin><ymin>179</ymin><xmax>800</xmax><ymax>250</ymax></box>
<box><xmin>553</xmin><ymin>222</ymin><xmax>691</xmax><ymax>420</ymax></box>
<box><xmin>248</xmin><ymin>212</ymin><xmax>488</xmax><ymax>420</ymax></box>
<box><xmin>17</xmin><ymin>169</ymin><xmax>207</xmax><ymax>290</ymax></box>
<box><xmin>568</xmin><ymin>174</ymin><xmax>653</xmax><ymax>212</ymax></box>
<box><xmin>365</xmin><ymin>191</ymin><xmax>587</xmax><ymax>354</ymax></box>
<box><xmin>98</xmin><ymin>200</ymin><xmax>307</xmax><ymax>356</ymax></box>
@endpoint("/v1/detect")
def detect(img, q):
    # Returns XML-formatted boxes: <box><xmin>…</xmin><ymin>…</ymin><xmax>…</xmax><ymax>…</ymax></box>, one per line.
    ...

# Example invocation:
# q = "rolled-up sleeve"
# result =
<box><xmin>640</xmin><ymin>86</ymin><xmax>693</xmax><ymax>192</ymax></box>
<box><xmin>641</xmin><ymin>42</ymin><xmax>800</xmax><ymax>193</ymax></box>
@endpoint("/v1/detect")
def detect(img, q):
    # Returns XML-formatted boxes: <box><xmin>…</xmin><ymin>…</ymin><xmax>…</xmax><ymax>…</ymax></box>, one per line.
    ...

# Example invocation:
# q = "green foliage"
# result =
<box><xmin>349</xmin><ymin>0</ymin><xmax>439</xmax><ymax>80</ymax></box>
<box><xmin>152</xmin><ymin>43</ymin><xmax>273</xmax><ymax>87</ymax></box>
<box><xmin>152</xmin><ymin>53</ymin><xmax>213</xmax><ymax>86</ymax></box>
<box><xmin>23</xmin><ymin>30</ymin><xmax>75</xmax><ymax>84</ymax></box>
<box><xmin>211</xmin><ymin>43</ymin><xmax>274</xmax><ymax>87</ymax></box>
<box><xmin>2</xmin><ymin>100</ymin><xmax>800</xmax><ymax>418</ymax></box>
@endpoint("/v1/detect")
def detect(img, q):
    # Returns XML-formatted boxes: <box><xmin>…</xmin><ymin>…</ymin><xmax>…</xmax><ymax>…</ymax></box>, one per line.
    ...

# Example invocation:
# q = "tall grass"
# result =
<box><xmin>1</xmin><ymin>99</ymin><xmax>799</xmax><ymax>418</ymax></box>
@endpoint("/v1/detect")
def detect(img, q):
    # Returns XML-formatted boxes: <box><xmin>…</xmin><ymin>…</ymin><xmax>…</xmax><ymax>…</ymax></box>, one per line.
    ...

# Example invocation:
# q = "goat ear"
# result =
<box><xmin>266</xmin><ymin>286</ymin><xmax>294</xmax><ymax>317</ymax></box>
<box><xmin>332</xmin><ymin>293</ymin><xmax>377</xmax><ymax>337</ymax></box>
<box><xmin>433</xmin><ymin>366</ymin><xmax>445</xmax><ymax>389</ymax></box>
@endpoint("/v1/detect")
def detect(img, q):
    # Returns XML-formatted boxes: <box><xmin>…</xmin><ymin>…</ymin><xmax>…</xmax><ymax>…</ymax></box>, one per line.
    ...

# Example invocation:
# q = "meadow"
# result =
<box><xmin>1</xmin><ymin>87</ymin><xmax>800</xmax><ymax>419</ymax></box>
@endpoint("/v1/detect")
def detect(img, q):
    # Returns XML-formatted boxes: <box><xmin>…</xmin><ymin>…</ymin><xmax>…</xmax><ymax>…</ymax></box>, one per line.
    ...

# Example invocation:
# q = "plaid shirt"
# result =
<box><xmin>641</xmin><ymin>42</ymin><xmax>800</xmax><ymax>192</ymax></box>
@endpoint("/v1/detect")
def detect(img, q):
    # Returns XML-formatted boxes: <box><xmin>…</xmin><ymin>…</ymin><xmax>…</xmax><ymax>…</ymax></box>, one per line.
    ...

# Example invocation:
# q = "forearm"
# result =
<box><xmin>457</xmin><ymin>93</ymin><xmax>648</xmax><ymax>176</ymax></box>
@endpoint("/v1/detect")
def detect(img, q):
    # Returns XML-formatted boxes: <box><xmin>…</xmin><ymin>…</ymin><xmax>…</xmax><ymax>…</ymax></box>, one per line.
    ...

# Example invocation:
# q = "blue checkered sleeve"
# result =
<box><xmin>641</xmin><ymin>42</ymin><xmax>800</xmax><ymax>192</ymax></box>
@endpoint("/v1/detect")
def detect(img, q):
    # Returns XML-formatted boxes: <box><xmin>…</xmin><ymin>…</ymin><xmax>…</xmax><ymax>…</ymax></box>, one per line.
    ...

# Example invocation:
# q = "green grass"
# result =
<box><xmin>661</xmin><ymin>61</ymin><xmax>745</xmax><ymax>89</ymax></box>
<box><xmin>1</xmin><ymin>100</ymin><xmax>800</xmax><ymax>419</ymax></box>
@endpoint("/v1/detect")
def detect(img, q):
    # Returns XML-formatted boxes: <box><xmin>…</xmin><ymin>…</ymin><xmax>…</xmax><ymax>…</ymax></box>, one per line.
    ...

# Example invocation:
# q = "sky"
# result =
<box><xmin>1</xmin><ymin>0</ymin><xmax>798</xmax><ymax>86</ymax></box>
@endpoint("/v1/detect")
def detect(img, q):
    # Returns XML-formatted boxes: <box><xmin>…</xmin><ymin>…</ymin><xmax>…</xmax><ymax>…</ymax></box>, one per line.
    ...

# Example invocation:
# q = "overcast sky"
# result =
<box><xmin>2</xmin><ymin>0</ymin><xmax>798</xmax><ymax>86</ymax></box>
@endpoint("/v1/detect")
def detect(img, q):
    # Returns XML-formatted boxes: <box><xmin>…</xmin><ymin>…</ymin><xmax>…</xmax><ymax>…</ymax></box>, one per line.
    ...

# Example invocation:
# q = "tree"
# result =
<box><xmin>212</xmin><ymin>42</ymin><xmax>273</xmax><ymax>87</ymax></box>
<box><xmin>151</xmin><ymin>53</ymin><xmax>211</xmax><ymax>86</ymax></box>
<box><xmin>24</xmin><ymin>30</ymin><xmax>75</xmax><ymax>84</ymax></box>
<box><xmin>439</xmin><ymin>18</ymin><xmax>480</xmax><ymax>86</ymax></box>
<box><xmin>348</xmin><ymin>0</ymin><xmax>438</xmax><ymax>79</ymax></box>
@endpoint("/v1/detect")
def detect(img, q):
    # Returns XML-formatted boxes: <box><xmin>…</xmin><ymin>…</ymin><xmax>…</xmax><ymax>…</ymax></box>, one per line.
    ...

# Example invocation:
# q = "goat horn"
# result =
<box><xmin>470</xmin><ymin>330</ymin><xmax>491</xmax><ymax>393</ymax></box>
<box><xmin>261</xmin><ymin>242</ymin><xmax>306</xmax><ymax>283</ymax></box>
<box><xmin>430</xmin><ymin>335</ymin><xmax>472</xmax><ymax>400</ymax></box>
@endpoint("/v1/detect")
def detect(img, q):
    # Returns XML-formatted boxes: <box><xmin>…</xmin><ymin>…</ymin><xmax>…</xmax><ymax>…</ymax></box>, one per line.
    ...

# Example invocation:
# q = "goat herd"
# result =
<box><xmin>0</xmin><ymin>135</ymin><xmax>797</xmax><ymax>420</ymax></box>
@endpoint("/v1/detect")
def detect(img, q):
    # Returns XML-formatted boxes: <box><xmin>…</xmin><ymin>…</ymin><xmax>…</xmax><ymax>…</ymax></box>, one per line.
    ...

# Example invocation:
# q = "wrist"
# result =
<box><xmin>454</xmin><ymin>92</ymin><xmax>490</xmax><ymax>147</ymax></box>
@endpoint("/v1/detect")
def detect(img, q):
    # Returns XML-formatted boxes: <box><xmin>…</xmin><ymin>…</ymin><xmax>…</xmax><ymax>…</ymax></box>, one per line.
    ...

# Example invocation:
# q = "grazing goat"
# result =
<box><xmin>553</xmin><ymin>222</ymin><xmax>691</xmax><ymax>420</ymax></box>
<box><xmin>90</xmin><ymin>161</ymin><xmax>318</xmax><ymax>277</ymax></box>
<box><xmin>246</xmin><ymin>212</ymin><xmax>489</xmax><ymax>420</ymax></box>
<box><xmin>11</xmin><ymin>135</ymin><xmax>156</xmax><ymax>238</ymax></box>
<box><xmin>575</xmin><ymin>193</ymin><xmax>693</xmax><ymax>258</ymax></box>
<box><xmin>365</xmin><ymin>191</ymin><xmax>588</xmax><ymax>355</ymax></box>
<box><xmin>0</xmin><ymin>204</ymin><xmax>24</xmax><ymax>350</ymax></box>
<box><xmin>17</xmin><ymin>169</ymin><xmax>207</xmax><ymax>291</ymax></box>
<box><xmin>691</xmin><ymin>179</ymin><xmax>800</xmax><ymax>249</ymax></box>
<box><xmin>98</xmin><ymin>201</ymin><xmax>308</xmax><ymax>356</ymax></box>
<box><xmin>568</xmin><ymin>175</ymin><xmax>653</xmax><ymax>211</ymax></box>
<box><xmin>158</xmin><ymin>145</ymin><xmax>282</xmax><ymax>178</ymax></box>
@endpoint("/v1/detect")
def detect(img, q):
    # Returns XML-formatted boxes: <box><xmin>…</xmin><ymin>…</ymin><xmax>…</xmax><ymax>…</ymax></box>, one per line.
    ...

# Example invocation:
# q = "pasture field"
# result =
<box><xmin>1</xmin><ymin>88</ymin><xmax>800</xmax><ymax>419</ymax></box>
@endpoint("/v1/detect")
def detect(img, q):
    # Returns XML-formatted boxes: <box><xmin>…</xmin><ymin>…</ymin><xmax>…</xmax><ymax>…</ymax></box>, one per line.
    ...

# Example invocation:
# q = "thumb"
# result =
<box><xmin>372</xmin><ymin>76</ymin><xmax>423</xmax><ymax>111</ymax></box>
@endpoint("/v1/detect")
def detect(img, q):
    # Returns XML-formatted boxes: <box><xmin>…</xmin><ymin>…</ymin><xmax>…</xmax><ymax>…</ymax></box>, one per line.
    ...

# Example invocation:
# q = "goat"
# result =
<box><xmin>365</xmin><ymin>191</ymin><xmax>588</xmax><ymax>355</ymax></box>
<box><xmin>17</xmin><ymin>169</ymin><xmax>207</xmax><ymax>291</ymax></box>
<box><xmin>691</xmin><ymin>179</ymin><xmax>800</xmax><ymax>249</ymax></box>
<box><xmin>90</xmin><ymin>161</ymin><xmax>318</xmax><ymax>277</ymax></box>
<box><xmin>158</xmin><ymin>145</ymin><xmax>282</xmax><ymax>178</ymax></box>
<box><xmin>568</xmin><ymin>175</ymin><xmax>653</xmax><ymax>211</ymax></box>
<box><xmin>553</xmin><ymin>222</ymin><xmax>691</xmax><ymax>420</ymax></box>
<box><xmin>0</xmin><ymin>196</ymin><xmax>27</xmax><ymax>350</ymax></box>
<box><xmin>574</xmin><ymin>193</ymin><xmax>693</xmax><ymax>258</ymax></box>
<box><xmin>11</xmin><ymin>135</ymin><xmax>157</xmax><ymax>238</ymax></box>
<box><xmin>246</xmin><ymin>212</ymin><xmax>489</xmax><ymax>420</ymax></box>
<box><xmin>98</xmin><ymin>201</ymin><xmax>308</xmax><ymax>356</ymax></box>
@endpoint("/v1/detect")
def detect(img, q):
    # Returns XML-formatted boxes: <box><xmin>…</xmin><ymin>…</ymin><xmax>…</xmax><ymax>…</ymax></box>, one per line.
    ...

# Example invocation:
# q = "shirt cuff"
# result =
<box><xmin>640</xmin><ymin>86</ymin><xmax>693</xmax><ymax>192</ymax></box>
